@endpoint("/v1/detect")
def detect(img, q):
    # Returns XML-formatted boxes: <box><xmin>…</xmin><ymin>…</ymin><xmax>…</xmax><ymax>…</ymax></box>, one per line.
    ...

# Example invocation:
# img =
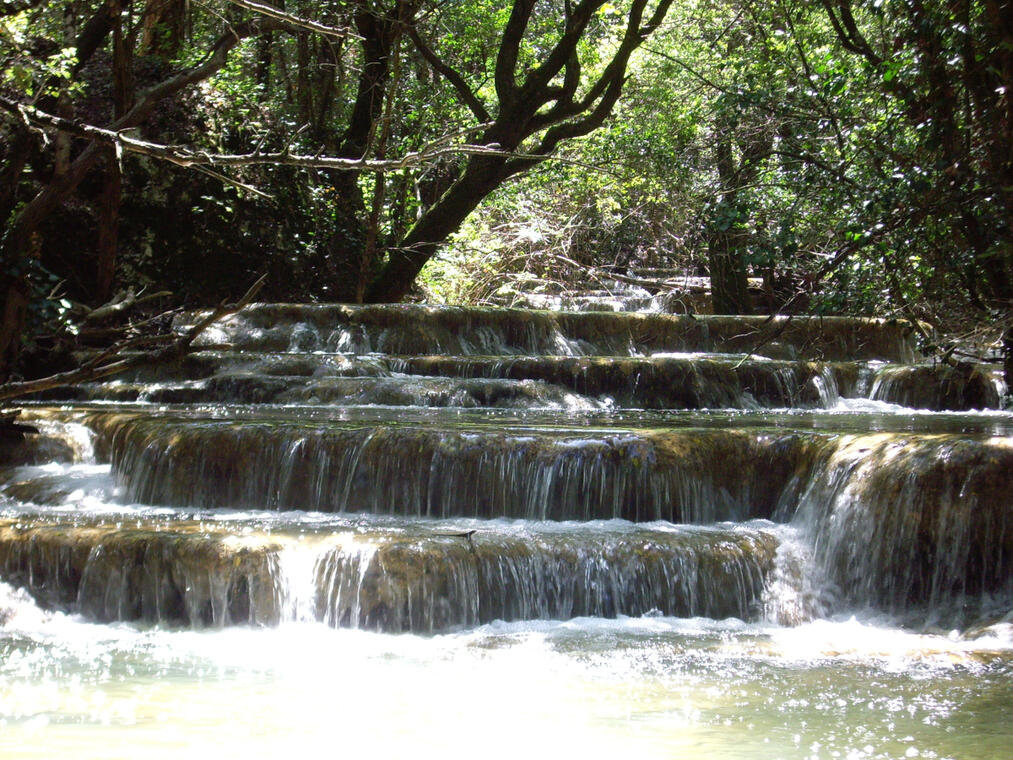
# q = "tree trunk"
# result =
<box><xmin>320</xmin><ymin>1</ymin><xmax>418</xmax><ymax>303</ymax></box>
<box><xmin>706</xmin><ymin>125</ymin><xmax>756</xmax><ymax>315</ymax></box>
<box><xmin>0</xmin><ymin>16</ymin><xmax>284</xmax><ymax>369</ymax></box>
<box><xmin>95</xmin><ymin>154</ymin><xmax>121</xmax><ymax>302</ymax></box>
<box><xmin>324</xmin><ymin>172</ymin><xmax>370</xmax><ymax>303</ymax></box>
<box><xmin>0</xmin><ymin>130</ymin><xmax>33</xmax><ymax>225</ymax></box>
<box><xmin>140</xmin><ymin>0</ymin><xmax>187</xmax><ymax>58</ymax></box>
<box><xmin>364</xmin><ymin>160</ymin><xmax>504</xmax><ymax>303</ymax></box>
<box><xmin>708</xmin><ymin>225</ymin><xmax>752</xmax><ymax>315</ymax></box>
<box><xmin>1003</xmin><ymin>322</ymin><xmax>1013</xmax><ymax>396</ymax></box>
<box><xmin>0</xmin><ymin>260</ymin><xmax>32</xmax><ymax>381</ymax></box>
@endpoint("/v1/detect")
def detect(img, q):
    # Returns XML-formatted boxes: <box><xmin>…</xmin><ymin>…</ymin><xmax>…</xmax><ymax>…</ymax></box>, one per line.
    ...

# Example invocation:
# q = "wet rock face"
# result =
<box><xmin>89</xmin><ymin>413</ymin><xmax>819</xmax><ymax>522</ymax></box>
<box><xmin>37</xmin><ymin>417</ymin><xmax>1004</xmax><ymax>626</ymax></box>
<box><xmin>36</xmin><ymin>354</ymin><xmax>862</xmax><ymax>410</ymax></box>
<box><xmin>316</xmin><ymin>527</ymin><xmax>779</xmax><ymax>632</ymax></box>
<box><xmin>0</xmin><ymin>416</ymin><xmax>86</xmax><ymax>466</ymax></box>
<box><xmin>871</xmin><ymin>363</ymin><xmax>1004</xmax><ymax>411</ymax></box>
<box><xmin>33</xmin><ymin>306</ymin><xmax>980</xmax><ymax>412</ymax></box>
<box><xmin>14</xmin><ymin>404</ymin><xmax>1011</xmax><ymax>629</ymax></box>
<box><xmin>0</xmin><ymin>516</ymin><xmax>780</xmax><ymax>632</ymax></box>
<box><xmin>181</xmin><ymin>304</ymin><xmax>918</xmax><ymax>362</ymax></box>
<box><xmin>0</xmin><ymin>435</ymin><xmax>76</xmax><ymax>467</ymax></box>
<box><xmin>790</xmin><ymin>434</ymin><xmax>1013</xmax><ymax>622</ymax></box>
<box><xmin>0</xmin><ymin>519</ymin><xmax>286</xmax><ymax>627</ymax></box>
<box><xmin>398</xmin><ymin>356</ymin><xmax>858</xmax><ymax>410</ymax></box>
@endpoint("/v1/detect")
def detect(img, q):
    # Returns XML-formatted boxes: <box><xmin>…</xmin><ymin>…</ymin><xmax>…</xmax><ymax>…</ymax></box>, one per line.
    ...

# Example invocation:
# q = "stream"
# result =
<box><xmin>1</xmin><ymin>304</ymin><xmax>1010</xmax><ymax>758</ymax></box>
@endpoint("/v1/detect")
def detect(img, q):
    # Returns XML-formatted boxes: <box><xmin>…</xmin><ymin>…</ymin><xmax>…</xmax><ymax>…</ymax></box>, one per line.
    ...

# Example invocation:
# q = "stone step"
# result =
<box><xmin>35</xmin><ymin>354</ymin><xmax>857</xmax><ymax>410</ymax></box>
<box><xmin>175</xmin><ymin>304</ymin><xmax>918</xmax><ymax>363</ymax></box>
<box><xmin>78</xmin><ymin>411</ymin><xmax>820</xmax><ymax>521</ymax></box>
<box><xmin>32</xmin><ymin>352</ymin><xmax>1004</xmax><ymax>411</ymax></box>
<box><xmin>0</xmin><ymin>515</ymin><xmax>780</xmax><ymax>631</ymax></box>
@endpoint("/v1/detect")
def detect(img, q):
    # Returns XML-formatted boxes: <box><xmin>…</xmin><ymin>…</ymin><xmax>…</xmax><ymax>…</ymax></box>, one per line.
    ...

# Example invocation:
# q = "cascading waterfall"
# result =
<box><xmin>782</xmin><ymin>434</ymin><xmax>1013</xmax><ymax>626</ymax></box>
<box><xmin>0</xmin><ymin>514</ymin><xmax>782</xmax><ymax>631</ymax></box>
<box><xmin>310</xmin><ymin>523</ymin><xmax>778</xmax><ymax>632</ymax></box>
<box><xmin>1</xmin><ymin>303</ymin><xmax>1010</xmax><ymax>758</ymax></box>
<box><xmin>93</xmin><ymin>416</ymin><xmax>815</xmax><ymax>521</ymax></box>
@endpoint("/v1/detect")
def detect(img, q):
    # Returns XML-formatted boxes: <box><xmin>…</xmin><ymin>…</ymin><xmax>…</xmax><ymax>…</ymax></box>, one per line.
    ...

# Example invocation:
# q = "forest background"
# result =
<box><xmin>1</xmin><ymin>0</ymin><xmax>1010</xmax><ymax>387</ymax></box>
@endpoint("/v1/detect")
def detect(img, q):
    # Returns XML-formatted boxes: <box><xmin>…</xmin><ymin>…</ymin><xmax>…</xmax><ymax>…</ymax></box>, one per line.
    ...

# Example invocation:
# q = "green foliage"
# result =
<box><xmin>1</xmin><ymin>12</ymin><xmax>79</xmax><ymax>96</ymax></box>
<box><xmin>2</xmin><ymin>0</ymin><xmax>1008</xmax><ymax>369</ymax></box>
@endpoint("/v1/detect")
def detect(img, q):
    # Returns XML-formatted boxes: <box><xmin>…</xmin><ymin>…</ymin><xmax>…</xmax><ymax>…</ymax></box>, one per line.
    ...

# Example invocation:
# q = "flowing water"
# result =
<box><xmin>2</xmin><ymin>304</ymin><xmax>1011</xmax><ymax>758</ymax></box>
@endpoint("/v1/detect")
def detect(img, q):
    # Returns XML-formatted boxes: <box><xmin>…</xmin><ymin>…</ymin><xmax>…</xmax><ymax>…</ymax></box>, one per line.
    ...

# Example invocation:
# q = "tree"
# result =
<box><xmin>1</xmin><ymin>0</ymin><xmax>674</xmax><ymax>380</ymax></box>
<box><xmin>1</xmin><ymin>0</ymin><xmax>292</xmax><ymax>376</ymax></box>
<box><xmin>820</xmin><ymin>0</ymin><xmax>1013</xmax><ymax>380</ymax></box>
<box><xmin>351</xmin><ymin>0</ymin><xmax>676</xmax><ymax>302</ymax></box>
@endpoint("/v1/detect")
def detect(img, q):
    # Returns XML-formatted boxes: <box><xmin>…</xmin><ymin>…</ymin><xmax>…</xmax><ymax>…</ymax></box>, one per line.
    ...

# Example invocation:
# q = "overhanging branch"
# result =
<box><xmin>225</xmin><ymin>0</ymin><xmax>359</xmax><ymax>40</ymax></box>
<box><xmin>0</xmin><ymin>98</ymin><xmax>512</xmax><ymax>173</ymax></box>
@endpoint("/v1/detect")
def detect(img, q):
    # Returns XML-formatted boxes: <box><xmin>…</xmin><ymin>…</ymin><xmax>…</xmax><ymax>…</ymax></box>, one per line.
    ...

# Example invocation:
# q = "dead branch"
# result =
<box><xmin>0</xmin><ymin>276</ymin><xmax>266</xmax><ymax>402</ymax></box>
<box><xmin>1</xmin><ymin>96</ymin><xmax>617</xmax><ymax>184</ymax></box>
<box><xmin>0</xmin><ymin>96</ymin><xmax>510</xmax><ymax>173</ymax></box>
<box><xmin>83</xmin><ymin>289</ymin><xmax>173</xmax><ymax>323</ymax></box>
<box><xmin>225</xmin><ymin>0</ymin><xmax>359</xmax><ymax>40</ymax></box>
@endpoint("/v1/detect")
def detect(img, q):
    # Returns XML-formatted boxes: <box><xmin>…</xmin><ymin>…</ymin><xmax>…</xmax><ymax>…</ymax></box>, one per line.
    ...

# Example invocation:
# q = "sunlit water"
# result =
<box><xmin>2</xmin><ymin>589</ymin><xmax>1011</xmax><ymax>760</ymax></box>
<box><xmin>4</xmin><ymin>404</ymin><xmax>1012</xmax><ymax>758</ymax></box>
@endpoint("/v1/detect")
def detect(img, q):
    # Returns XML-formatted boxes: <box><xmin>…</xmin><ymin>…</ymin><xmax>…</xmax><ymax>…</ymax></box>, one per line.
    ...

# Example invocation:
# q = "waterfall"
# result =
<box><xmin>785</xmin><ymin>434</ymin><xmax>1013</xmax><ymax>626</ymax></box>
<box><xmin>4</xmin><ymin>302</ymin><xmax>1011</xmax><ymax>758</ymax></box>
<box><xmin>2</xmin><ymin>304</ymin><xmax>1009</xmax><ymax>634</ymax></box>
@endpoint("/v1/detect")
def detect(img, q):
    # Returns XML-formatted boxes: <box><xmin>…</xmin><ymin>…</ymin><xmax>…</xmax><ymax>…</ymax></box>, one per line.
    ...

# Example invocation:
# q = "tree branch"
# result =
<box><xmin>225</xmin><ymin>0</ymin><xmax>358</xmax><ymax>40</ymax></box>
<box><xmin>518</xmin><ymin>0</ymin><xmax>599</xmax><ymax>106</ymax></box>
<box><xmin>72</xmin><ymin>0</ymin><xmax>123</xmax><ymax>74</ymax></box>
<box><xmin>0</xmin><ymin>277</ymin><xmax>266</xmax><ymax>402</ymax></box>
<box><xmin>1</xmin><ymin>16</ymin><xmax>286</xmax><ymax>263</ymax></box>
<box><xmin>0</xmin><ymin>0</ymin><xmax>45</xmax><ymax>19</ymax></box>
<box><xmin>408</xmin><ymin>26</ymin><xmax>490</xmax><ymax>122</ymax></box>
<box><xmin>529</xmin><ymin>0</ymin><xmax>673</xmax><ymax>133</ymax></box>
<box><xmin>495</xmin><ymin>0</ymin><xmax>535</xmax><ymax>101</ymax></box>
<box><xmin>821</xmin><ymin>0</ymin><xmax>883</xmax><ymax>65</ymax></box>
<box><xmin>0</xmin><ymin>96</ymin><xmax>511</xmax><ymax>174</ymax></box>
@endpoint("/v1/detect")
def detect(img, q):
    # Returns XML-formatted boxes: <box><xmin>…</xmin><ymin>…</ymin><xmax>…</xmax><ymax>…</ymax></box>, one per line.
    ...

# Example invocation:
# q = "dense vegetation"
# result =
<box><xmin>1</xmin><ymin>0</ymin><xmax>1010</xmax><ymax>386</ymax></box>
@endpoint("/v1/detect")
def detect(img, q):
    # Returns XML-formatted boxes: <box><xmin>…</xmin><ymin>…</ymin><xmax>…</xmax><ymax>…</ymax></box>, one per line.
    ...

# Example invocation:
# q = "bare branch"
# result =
<box><xmin>83</xmin><ymin>289</ymin><xmax>174</xmax><ymax>324</ymax></box>
<box><xmin>0</xmin><ymin>277</ymin><xmax>267</xmax><ymax>402</ymax></box>
<box><xmin>0</xmin><ymin>97</ymin><xmax>523</xmax><ymax>174</ymax></box>
<box><xmin>528</xmin><ymin>0</ymin><xmax>673</xmax><ymax>134</ymax></box>
<box><xmin>224</xmin><ymin>0</ymin><xmax>358</xmax><ymax>40</ymax></box>
<box><xmin>178</xmin><ymin>274</ymin><xmax>266</xmax><ymax>351</ymax></box>
<box><xmin>123</xmin><ymin>17</ymin><xmax>288</xmax><ymax>127</ymax></box>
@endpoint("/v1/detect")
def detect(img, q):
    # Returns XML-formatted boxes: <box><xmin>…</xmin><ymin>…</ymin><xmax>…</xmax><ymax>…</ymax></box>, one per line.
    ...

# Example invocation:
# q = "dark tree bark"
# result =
<box><xmin>707</xmin><ymin>135</ymin><xmax>752</xmax><ymax>316</ymax></box>
<box><xmin>322</xmin><ymin>0</ymin><xmax>420</xmax><ymax>302</ymax></box>
<box><xmin>366</xmin><ymin>158</ymin><xmax>508</xmax><ymax>302</ymax></box>
<box><xmin>705</xmin><ymin>112</ymin><xmax>773</xmax><ymax>315</ymax></box>
<box><xmin>708</xmin><ymin>225</ymin><xmax>752</xmax><ymax>315</ymax></box>
<box><xmin>139</xmin><ymin>0</ymin><xmax>187</xmax><ymax>59</ymax></box>
<box><xmin>95</xmin><ymin>152</ymin><xmax>122</xmax><ymax>302</ymax></box>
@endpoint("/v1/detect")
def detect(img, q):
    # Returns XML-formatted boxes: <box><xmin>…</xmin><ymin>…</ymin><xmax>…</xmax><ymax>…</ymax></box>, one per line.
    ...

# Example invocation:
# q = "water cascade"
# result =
<box><xmin>2</xmin><ymin>303</ymin><xmax>1010</xmax><ymax>758</ymax></box>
